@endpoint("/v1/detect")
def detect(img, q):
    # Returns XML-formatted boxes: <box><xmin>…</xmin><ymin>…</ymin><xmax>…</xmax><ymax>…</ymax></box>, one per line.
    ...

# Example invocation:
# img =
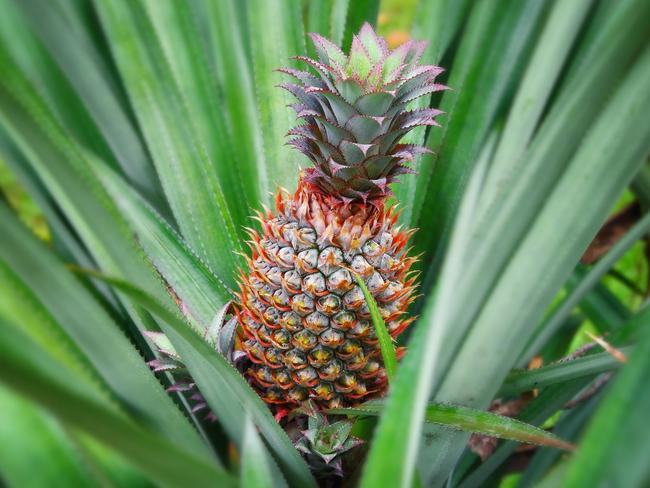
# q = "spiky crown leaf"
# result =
<box><xmin>281</xmin><ymin>22</ymin><xmax>447</xmax><ymax>202</ymax></box>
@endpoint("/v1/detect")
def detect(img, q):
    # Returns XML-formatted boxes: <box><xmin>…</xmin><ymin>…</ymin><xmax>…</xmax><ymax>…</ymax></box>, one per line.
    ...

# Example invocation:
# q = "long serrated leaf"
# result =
<box><xmin>500</xmin><ymin>349</ymin><xmax>630</xmax><ymax>396</ymax></box>
<box><xmin>329</xmin><ymin>402</ymin><xmax>574</xmax><ymax>451</ymax></box>
<box><xmin>241</xmin><ymin>417</ymin><xmax>278</xmax><ymax>488</ymax></box>
<box><xmin>200</xmin><ymin>0</ymin><xmax>269</xmax><ymax>208</ymax></box>
<box><xmin>521</xmin><ymin>210</ymin><xmax>650</xmax><ymax>361</ymax></box>
<box><xmin>560</xmin><ymin>308</ymin><xmax>650</xmax><ymax>487</ymax></box>
<box><xmin>0</xmin><ymin>385</ymin><xmax>96</xmax><ymax>488</ymax></box>
<box><xmin>422</xmin><ymin>35</ymin><xmax>650</xmax><ymax>485</ymax></box>
<box><xmin>517</xmin><ymin>394</ymin><xmax>601</xmax><ymax>488</ymax></box>
<box><xmin>93</xmin><ymin>162</ymin><xmax>233</xmax><ymax>331</ymax></box>
<box><xmin>79</xmin><ymin>271</ymin><xmax>318</xmax><ymax>488</ymax></box>
<box><xmin>341</xmin><ymin>0</ymin><xmax>379</xmax><ymax>51</ymax></box>
<box><xmin>357</xmin><ymin>131</ymin><xmax>489</xmax><ymax>488</ymax></box>
<box><xmin>0</xmin><ymin>324</ymin><xmax>234</xmax><ymax>488</ymax></box>
<box><xmin>0</xmin><ymin>37</ymin><xmax>178</xmax><ymax>339</ymax></box>
<box><xmin>392</xmin><ymin>0</ymin><xmax>472</xmax><ymax>215</ymax></box>
<box><xmin>93</xmin><ymin>0</ymin><xmax>244</xmax><ymax>284</ymax></box>
<box><xmin>351</xmin><ymin>271</ymin><xmax>397</xmax><ymax>381</ymax></box>
<box><xmin>480</xmin><ymin>0</ymin><xmax>594</xmax><ymax>208</ymax></box>
<box><xmin>455</xmin><ymin>379</ymin><xmax>592</xmax><ymax>488</ymax></box>
<box><xmin>247</xmin><ymin>0</ymin><xmax>305</xmax><ymax>193</ymax></box>
<box><xmin>408</xmin><ymin>0</ymin><xmax>547</xmax><ymax>252</ymax></box>
<box><xmin>11</xmin><ymin>0</ymin><xmax>163</xmax><ymax>208</ymax></box>
<box><xmin>0</xmin><ymin>202</ymin><xmax>210</xmax><ymax>460</ymax></box>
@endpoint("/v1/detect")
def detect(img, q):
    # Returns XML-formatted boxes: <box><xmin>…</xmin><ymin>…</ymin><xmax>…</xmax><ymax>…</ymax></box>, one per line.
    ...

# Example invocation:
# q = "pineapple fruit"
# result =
<box><xmin>236</xmin><ymin>23</ymin><xmax>446</xmax><ymax>410</ymax></box>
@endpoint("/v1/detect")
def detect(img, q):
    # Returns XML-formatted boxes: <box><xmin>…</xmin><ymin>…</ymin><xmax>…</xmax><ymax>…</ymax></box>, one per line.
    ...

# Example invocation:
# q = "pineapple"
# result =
<box><xmin>236</xmin><ymin>23</ymin><xmax>446</xmax><ymax>410</ymax></box>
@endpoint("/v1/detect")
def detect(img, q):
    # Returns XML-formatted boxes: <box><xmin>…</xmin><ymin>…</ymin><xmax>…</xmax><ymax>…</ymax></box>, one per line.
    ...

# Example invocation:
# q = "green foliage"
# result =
<box><xmin>0</xmin><ymin>0</ymin><xmax>649</xmax><ymax>486</ymax></box>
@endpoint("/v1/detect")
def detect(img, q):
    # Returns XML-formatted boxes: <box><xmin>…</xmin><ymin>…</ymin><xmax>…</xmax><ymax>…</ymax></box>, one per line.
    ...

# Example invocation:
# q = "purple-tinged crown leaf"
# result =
<box><xmin>282</xmin><ymin>22</ymin><xmax>448</xmax><ymax>201</ymax></box>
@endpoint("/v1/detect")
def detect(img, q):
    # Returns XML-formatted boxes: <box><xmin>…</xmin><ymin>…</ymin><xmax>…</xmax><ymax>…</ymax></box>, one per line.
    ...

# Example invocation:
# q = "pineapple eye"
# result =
<box><xmin>282</xmin><ymin>269</ymin><xmax>302</xmax><ymax>293</ymax></box>
<box><xmin>293</xmin><ymin>366</ymin><xmax>319</xmax><ymax>387</ymax></box>
<box><xmin>337</xmin><ymin>339</ymin><xmax>362</xmax><ymax>358</ymax></box>
<box><xmin>343</xmin><ymin>286</ymin><xmax>365</xmax><ymax>309</ymax></box>
<box><xmin>345</xmin><ymin>353</ymin><xmax>369</xmax><ymax>371</ymax></box>
<box><xmin>350</xmin><ymin>254</ymin><xmax>373</xmax><ymax>276</ymax></box>
<box><xmin>318</xmin><ymin>359</ymin><xmax>343</xmax><ymax>381</ymax></box>
<box><xmin>326</xmin><ymin>268</ymin><xmax>353</xmax><ymax>293</ymax></box>
<box><xmin>304</xmin><ymin>311</ymin><xmax>330</xmax><ymax>333</ymax></box>
<box><xmin>281</xmin><ymin>222</ymin><xmax>299</xmax><ymax>243</ymax></box>
<box><xmin>276</xmin><ymin>246</ymin><xmax>296</xmax><ymax>267</ymax></box>
<box><xmin>335</xmin><ymin>372</ymin><xmax>358</xmax><ymax>392</ymax></box>
<box><xmin>264</xmin><ymin>347</ymin><xmax>283</xmax><ymax>367</ymax></box>
<box><xmin>272</xmin><ymin>289</ymin><xmax>291</xmax><ymax>308</ymax></box>
<box><xmin>244</xmin><ymin>340</ymin><xmax>265</xmax><ymax>363</ymax></box>
<box><xmin>254</xmin><ymin>366</ymin><xmax>274</xmax><ymax>385</ymax></box>
<box><xmin>302</xmin><ymin>272</ymin><xmax>327</xmax><ymax>297</ymax></box>
<box><xmin>378</xmin><ymin>231</ymin><xmax>393</xmax><ymax>248</ymax></box>
<box><xmin>360</xmin><ymin>360</ymin><xmax>381</xmax><ymax>379</ymax></box>
<box><xmin>312</xmin><ymin>382</ymin><xmax>335</xmax><ymax>400</ymax></box>
<box><xmin>318</xmin><ymin>246</ymin><xmax>344</xmax><ymax>274</ymax></box>
<box><xmin>292</xmin><ymin>329</ymin><xmax>318</xmax><ymax>351</ymax></box>
<box><xmin>271</xmin><ymin>329</ymin><xmax>292</xmax><ymax>349</ymax></box>
<box><xmin>263</xmin><ymin>387</ymin><xmax>285</xmax><ymax>403</ymax></box>
<box><xmin>308</xmin><ymin>345</ymin><xmax>334</xmax><ymax>367</ymax></box>
<box><xmin>280</xmin><ymin>311</ymin><xmax>303</xmax><ymax>332</ymax></box>
<box><xmin>349</xmin><ymin>320</ymin><xmax>371</xmax><ymax>338</ymax></box>
<box><xmin>316</xmin><ymin>294</ymin><xmax>341</xmax><ymax>315</ymax></box>
<box><xmin>319</xmin><ymin>328</ymin><xmax>345</xmax><ymax>347</ymax></box>
<box><xmin>272</xmin><ymin>369</ymin><xmax>294</xmax><ymax>388</ymax></box>
<box><xmin>287</xmin><ymin>386</ymin><xmax>309</xmax><ymax>402</ymax></box>
<box><xmin>283</xmin><ymin>349</ymin><xmax>308</xmax><ymax>369</ymax></box>
<box><xmin>290</xmin><ymin>293</ymin><xmax>315</xmax><ymax>315</ymax></box>
<box><xmin>262</xmin><ymin>307</ymin><xmax>280</xmax><ymax>326</ymax></box>
<box><xmin>362</xmin><ymin>239</ymin><xmax>381</xmax><ymax>256</ymax></box>
<box><xmin>366</xmin><ymin>271</ymin><xmax>386</xmax><ymax>293</ymax></box>
<box><xmin>332</xmin><ymin>311</ymin><xmax>357</xmax><ymax>330</ymax></box>
<box><xmin>325</xmin><ymin>396</ymin><xmax>344</xmax><ymax>409</ymax></box>
<box><xmin>296</xmin><ymin>248</ymin><xmax>319</xmax><ymax>272</ymax></box>
<box><xmin>266</xmin><ymin>266</ymin><xmax>282</xmax><ymax>285</ymax></box>
<box><xmin>296</xmin><ymin>226</ymin><xmax>317</xmax><ymax>247</ymax></box>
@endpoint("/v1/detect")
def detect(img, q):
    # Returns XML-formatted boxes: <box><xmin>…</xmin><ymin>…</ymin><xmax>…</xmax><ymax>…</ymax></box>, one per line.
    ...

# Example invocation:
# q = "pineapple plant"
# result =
<box><xmin>237</xmin><ymin>23</ymin><xmax>445</xmax><ymax>410</ymax></box>
<box><xmin>0</xmin><ymin>1</ymin><xmax>649</xmax><ymax>487</ymax></box>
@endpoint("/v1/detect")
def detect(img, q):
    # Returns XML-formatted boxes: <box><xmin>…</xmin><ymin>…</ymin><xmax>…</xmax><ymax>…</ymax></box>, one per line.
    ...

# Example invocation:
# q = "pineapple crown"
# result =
<box><xmin>280</xmin><ymin>22</ymin><xmax>447</xmax><ymax>203</ymax></box>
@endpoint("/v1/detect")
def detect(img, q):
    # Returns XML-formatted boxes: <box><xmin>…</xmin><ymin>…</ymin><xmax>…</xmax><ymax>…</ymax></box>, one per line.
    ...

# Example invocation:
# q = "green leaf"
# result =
<box><xmin>0</xmin><ymin>324</ymin><xmax>235</xmax><ymax>488</ymax></box>
<box><xmin>392</xmin><ymin>0</ymin><xmax>472</xmax><ymax>215</ymax></box>
<box><xmin>0</xmin><ymin>37</ymin><xmax>178</xmax><ymax>337</ymax></box>
<box><xmin>247</xmin><ymin>0</ymin><xmax>305</xmax><ymax>193</ymax></box>
<box><xmin>78</xmin><ymin>271</ymin><xmax>318</xmax><ymax>488</ymax></box>
<box><xmin>93</xmin><ymin>0</ymin><xmax>244</xmax><ymax>285</ymax></box>
<box><xmin>341</xmin><ymin>0</ymin><xmax>379</xmax><ymax>51</ymax></box>
<box><xmin>480</xmin><ymin>0</ymin><xmax>594</xmax><ymax>207</ymax></box>
<box><xmin>329</xmin><ymin>401</ymin><xmax>574</xmax><ymax>452</ymax></box>
<box><xmin>357</xmin><ymin>131</ymin><xmax>490</xmax><ymax>488</ymax></box>
<box><xmin>455</xmin><ymin>379</ymin><xmax>592</xmax><ymax>488</ymax></box>
<box><xmin>0</xmin><ymin>385</ymin><xmax>96</xmax><ymax>488</ymax></box>
<box><xmin>94</xmin><ymin>162</ymin><xmax>233</xmax><ymax>331</ymax></box>
<box><xmin>500</xmin><ymin>349</ymin><xmax>630</xmax><ymax>397</ymax></box>
<box><xmin>241</xmin><ymin>417</ymin><xmax>278</xmax><ymax>488</ymax></box>
<box><xmin>200</xmin><ymin>0</ymin><xmax>270</xmax><ymax>209</ymax></box>
<box><xmin>351</xmin><ymin>271</ymin><xmax>397</xmax><ymax>381</ymax></box>
<box><xmin>406</xmin><ymin>0</ymin><xmax>547</xmax><ymax>253</ymax></box>
<box><xmin>419</xmin><ymin>23</ymin><xmax>650</xmax><ymax>484</ymax></box>
<box><xmin>521</xmin><ymin>210</ymin><xmax>650</xmax><ymax>361</ymax></box>
<box><xmin>11</xmin><ymin>0</ymin><xmax>163</xmax><ymax>208</ymax></box>
<box><xmin>0</xmin><ymin>202</ymin><xmax>210</xmax><ymax>460</ymax></box>
<box><xmin>560</xmin><ymin>306</ymin><xmax>650</xmax><ymax>487</ymax></box>
<box><xmin>517</xmin><ymin>394</ymin><xmax>601</xmax><ymax>488</ymax></box>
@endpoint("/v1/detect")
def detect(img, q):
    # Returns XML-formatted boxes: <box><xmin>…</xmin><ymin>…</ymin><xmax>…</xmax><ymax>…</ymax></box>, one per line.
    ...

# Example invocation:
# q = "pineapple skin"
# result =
<box><xmin>236</xmin><ymin>179</ymin><xmax>417</xmax><ymax>409</ymax></box>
